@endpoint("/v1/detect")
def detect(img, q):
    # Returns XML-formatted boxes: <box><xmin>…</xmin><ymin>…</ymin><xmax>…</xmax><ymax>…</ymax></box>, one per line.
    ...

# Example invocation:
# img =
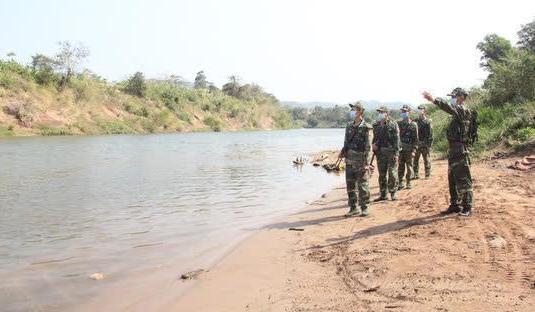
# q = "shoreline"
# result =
<box><xmin>171</xmin><ymin>156</ymin><xmax>534</xmax><ymax>311</ymax></box>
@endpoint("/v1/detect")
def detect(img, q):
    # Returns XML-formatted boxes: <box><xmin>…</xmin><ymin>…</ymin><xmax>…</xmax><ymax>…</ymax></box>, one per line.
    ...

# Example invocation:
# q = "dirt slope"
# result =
<box><xmin>175</xmin><ymin>157</ymin><xmax>534</xmax><ymax>312</ymax></box>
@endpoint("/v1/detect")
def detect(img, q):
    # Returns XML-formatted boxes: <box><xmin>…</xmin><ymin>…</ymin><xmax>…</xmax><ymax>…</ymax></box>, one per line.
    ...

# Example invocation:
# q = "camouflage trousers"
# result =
<box><xmin>448</xmin><ymin>153</ymin><xmax>473</xmax><ymax>208</ymax></box>
<box><xmin>398</xmin><ymin>149</ymin><xmax>414</xmax><ymax>187</ymax></box>
<box><xmin>413</xmin><ymin>145</ymin><xmax>431</xmax><ymax>178</ymax></box>
<box><xmin>377</xmin><ymin>152</ymin><xmax>398</xmax><ymax>196</ymax></box>
<box><xmin>345</xmin><ymin>163</ymin><xmax>370</xmax><ymax>209</ymax></box>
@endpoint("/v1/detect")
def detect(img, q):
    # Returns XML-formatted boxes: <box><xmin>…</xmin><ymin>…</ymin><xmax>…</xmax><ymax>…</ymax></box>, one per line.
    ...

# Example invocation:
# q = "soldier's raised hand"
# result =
<box><xmin>422</xmin><ymin>91</ymin><xmax>434</xmax><ymax>103</ymax></box>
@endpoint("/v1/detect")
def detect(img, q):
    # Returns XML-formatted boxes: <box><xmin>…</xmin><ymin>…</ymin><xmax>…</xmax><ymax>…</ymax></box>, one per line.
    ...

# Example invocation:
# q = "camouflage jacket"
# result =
<box><xmin>434</xmin><ymin>97</ymin><xmax>476</xmax><ymax>155</ymax></box>
<box><xmin>397</xmin><ymin>119</ymin><xmax>419</xmax><ymax>151</ymax></box>
<box><xmin>342</xmin><ymin>120</ymin><xmax>372</xmax><ymax>165</ymax></box>
<box><xmin>434</xmin><ymin>97</ymin><xmax>474</xmax><ymax>143</ymax></box>
<box><xmin>372</xmin><ymin>119</ymin><xmax>400</xmax><ymax>155</ymax></box>
<box><xmin>416</xmin><ymin>117</ymin><xmax>433</xmax><ymax>147</ymax></box>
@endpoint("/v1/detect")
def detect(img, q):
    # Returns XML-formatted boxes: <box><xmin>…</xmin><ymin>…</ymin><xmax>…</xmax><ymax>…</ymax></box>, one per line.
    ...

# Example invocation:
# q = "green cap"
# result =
<box><xmin>376</xmin><ymin>106</ymin><xmax>389</xmax><ymax>113</ymax></box>
<box><xmin>349</xmin><ymin>101</ymin><xmax>364</xmax><ymax>112</ymax></box>
<box><xmin>417</xmin><ymin>104</ymin><xmax>426</xmax><ymax>110</ymax></box>
<box><xmin>400</xmin><ymin>104</ymin><xmax>411</xmax><ymax>112</ymax></box>
<box><xmin>447</xmin><ymin>87</ymin><xmax>468</xmax><ymax>97</ymax></box>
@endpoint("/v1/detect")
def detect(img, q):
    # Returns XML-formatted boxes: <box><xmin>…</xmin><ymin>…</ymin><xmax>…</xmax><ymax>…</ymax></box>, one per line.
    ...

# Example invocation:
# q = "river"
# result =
<box><xmin>0</xmin><ymin>129</ymin><xmax>344</xmax><ymax>311</ymax></box>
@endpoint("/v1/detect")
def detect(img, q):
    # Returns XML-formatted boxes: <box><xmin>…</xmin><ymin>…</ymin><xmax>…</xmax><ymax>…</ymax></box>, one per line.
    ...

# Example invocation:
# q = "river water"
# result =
<box><xmin>0</xmin><ymin>129</ymin><xmax>344</xmax><ymax>311</ymax></box>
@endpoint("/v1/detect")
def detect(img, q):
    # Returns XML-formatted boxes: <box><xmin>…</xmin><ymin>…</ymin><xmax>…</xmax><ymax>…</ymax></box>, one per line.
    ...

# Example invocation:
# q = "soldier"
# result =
<box><xmin>339</xmin><ymin>102</ymin><xmax>373</xmax><ymax>217</ymax></box>
<box><xmin>422</xmin><ymin>88</ymin><xmax>476</xmax><ymax>217</ymax></box>
<box><xmin>372</xmin><ymin>106</ymin><xmax>400</xmax><ymax>201</ymax></box>
<box><xmin>413</xmin><ymin>105</ymin><xmax>433</xmax><ymax>179</ymax></box>
<box><xmin>397</xmin><ymin>105</ymin><xmax>418</xmax><ymax>190</ymax></box>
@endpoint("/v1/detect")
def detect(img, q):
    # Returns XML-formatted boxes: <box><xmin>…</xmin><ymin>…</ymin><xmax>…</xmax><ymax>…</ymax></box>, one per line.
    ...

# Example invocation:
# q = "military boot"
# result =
<box><xmin>406</xmin><ymin>183</ymin><xmax>412</xmax><ymax>189</ymax></box>
<box><xmin>398</xmin><ymin>184</ymin><xmax>405</xmax><ymax>190</ymax></box>
<box><xmin>413</xmin><ymin>175</ymin><xmax>420</xmax><ymax>180</ymax></box>
<box><xmin>441</xmin><ymin>205</ymin><xmax>460</xmax><ymax>214</ymax></box>
<box><xmin>360</xmin><ymin>207</ymin><xmax>369</xmax><ymax>217</ymax></box>
<box><xmin>345</xmin><ymin>207</ymin><xmax>360</xmax><ymax>217</ymax></box>
<box><xmin>390</xmin><ymin>192</ymin><xmax>398</xmax><ymax>201</ymax></box>
<box><xmin>374</xmin><ymin>193</ymin><xmax>388</xmax><ymax>202</ymax></box>
<box><xmin>459</xmin><ymin>206</ymin><xmax>472</xmax><ymax>217</ymax></box>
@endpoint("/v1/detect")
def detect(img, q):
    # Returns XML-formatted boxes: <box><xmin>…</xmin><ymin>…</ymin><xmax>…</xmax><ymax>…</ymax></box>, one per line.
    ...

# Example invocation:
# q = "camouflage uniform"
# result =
<box><xmin>397</xmin><ymin>107</ymin><xmax>418</xmax><ymax>189</ymax></box>
<box><xmin>414</xmin><ymin>109</ymin><xmax>433</xmax><ymax>179</ymax></box>
<box><xmin>373</xmin><ymin>107</ymin><xmax>400</xmax><ymax>199</ymax></box>
<box><xmin>342</xmin><ymin>103</ymin><xmax>372</xmax><ymax>215</ymax></box>
<box><xmin>433</xmin><ymin>94</ymin><xmax>474</xmax><ymax>212</ymax></box>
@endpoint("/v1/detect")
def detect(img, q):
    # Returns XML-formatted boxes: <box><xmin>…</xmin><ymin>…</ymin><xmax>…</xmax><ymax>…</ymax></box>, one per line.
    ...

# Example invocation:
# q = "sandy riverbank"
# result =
<box><xmin>172</xmin><ymin>155</ymin><xmax>534</xmax><ymax>311</ymax></box>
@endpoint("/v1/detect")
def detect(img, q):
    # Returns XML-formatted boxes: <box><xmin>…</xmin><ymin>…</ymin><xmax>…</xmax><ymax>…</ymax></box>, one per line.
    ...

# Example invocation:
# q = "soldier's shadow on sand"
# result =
<box><xmin>305</xmin><ymin>213</ymin><xmax>454</xmax><ymax>250</ymax></box>
<box><xmin>259</xmin><ymin>214</ymin><xmax>349</xmax><ymax>230</ymax></box>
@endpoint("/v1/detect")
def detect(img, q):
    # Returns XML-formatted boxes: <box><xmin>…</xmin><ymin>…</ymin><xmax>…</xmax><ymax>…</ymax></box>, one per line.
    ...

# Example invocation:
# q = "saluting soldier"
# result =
<box><xmin>423</xmin><ymin>88</ymin><xmax>477</xmax><ymax>217</ymax></box>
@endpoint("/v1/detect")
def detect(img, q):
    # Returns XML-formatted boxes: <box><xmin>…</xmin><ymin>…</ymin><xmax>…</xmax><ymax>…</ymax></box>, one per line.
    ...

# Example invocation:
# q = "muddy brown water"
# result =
<box><xmin>0</xmin><ymin>129</ymin><xmax>344</xmax><ymax>311</ymax></box>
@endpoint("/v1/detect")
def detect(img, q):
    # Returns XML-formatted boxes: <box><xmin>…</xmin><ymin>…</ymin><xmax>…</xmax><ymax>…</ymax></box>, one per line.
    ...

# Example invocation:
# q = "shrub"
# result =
<box><xmin>203</xmin><ymin>116</ymin><xmax>224</xmax><ymax>131</ymax></box>
<box><xmin>39</xmin><ymin>126</ymin><xmax>72</xmax><ymax>136</ymax></box>
<box><xmin>123</xmin><ymin>72</ymin><xmax>147</xmax><ymax>97</ymax></box>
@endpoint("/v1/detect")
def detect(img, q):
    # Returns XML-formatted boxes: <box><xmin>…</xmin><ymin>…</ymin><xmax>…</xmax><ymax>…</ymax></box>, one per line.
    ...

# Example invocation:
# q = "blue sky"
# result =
<box><xmin>1</xmin><ymin>0</ymin><xmax>534</xmax><ymax>103</ymax></box>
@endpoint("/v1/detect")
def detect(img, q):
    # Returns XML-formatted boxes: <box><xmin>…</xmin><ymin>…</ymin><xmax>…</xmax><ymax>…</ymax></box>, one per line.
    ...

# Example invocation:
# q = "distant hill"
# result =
<box><xmin>282</xmin><ymin>100</ymin><xmax>412</xmax><ymax>110</ymax></box>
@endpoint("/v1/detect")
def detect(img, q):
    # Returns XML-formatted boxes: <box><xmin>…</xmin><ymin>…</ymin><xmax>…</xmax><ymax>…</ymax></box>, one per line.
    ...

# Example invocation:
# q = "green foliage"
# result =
<box><xmin>0</xmin><ymin>60</ymin><xmax>33</xmax><ymax>88</ymax></box>
<box><xmin>31</xmin><ymin>54</ymin><xmax>59</xmax><ymax>86</ymax></box>
<box><xmin>123</xmin><ymin>72</ymin><xmax>147</xmax><ymax>97</ymax></box>
<box><xmin>484</xmin><ymin>49</ymin><xmax>535</xmax><ymax>105</ymax></box>
<box><xmin>55</xmin><ymin>41</ymin><xmax>90</xmax><ymax>86</ymax></box>
<box><xmin>289</xmin><ymin>105</ymin><xmax>351</xmax><ymax>128</ymax></box>
<box><xmin>0</xmin><ymin>126</ymin><xmax>14</xmax><ymax>136</ymax></box>
<box><xmin>222</xmin><ymin>75</ymin><xmax>241</xmax><ymax>97</ymax></box>
<box><xmin>515</xmin><ymin>127</ymin><xmax>535</xmax><ymax>142</ymax></box>
<box><xmin>96</xmin><ymin>121</ymin><xmax>135</xmax><ymax>135</ymax></box>
<box><xmin>272</xmin><ymin>109</ymin><xmax>293</xmax><ymax>129</ymax></box>
<box><xmin>1</xmin><ymin>46</ymin><xmax>294</xmax><ymax>136</ymax></box>
<box><xmin>517</xmin><ymin>18</ymin><xmax>535</xmax><ymax>52</ymax></box>
<box><xmin>429</xmin><ymin>100</ymin><xmax>535</xmax><ymax>156</ymax></box>
<box><xmin>203</xmin><ymin>116</ymin><xmax>224</xmax><ymax>131</ymax></box>
<box><xmin>39</xmin><ymin>126</ymin><xmax>72</xmax><ymax>136</ymax></box>
<box><xmin>476</xmin><ymin>34</ymin><xmax>513</xmax><ymax>68</ymax></box>
<box><xmin>194</xmin><ymin>71</ymin><xmax>208</xmax><ymax>89</ymax></box>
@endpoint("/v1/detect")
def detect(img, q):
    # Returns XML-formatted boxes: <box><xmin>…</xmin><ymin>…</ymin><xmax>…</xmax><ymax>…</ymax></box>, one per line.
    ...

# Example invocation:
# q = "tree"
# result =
<box><xmin>31</xmin><ymin>54</ymin><xmax>58</xmax><ymax>85</ymax></box>
<box><xmin>124</xmin><ymin>72</ymin><xmax>147</xmax><ymax>97</ymax></box>
<box><xmin>476</xmin><ymin>34</ymin><xmax>513</xmax><ymax>68</ymax></box>
<box><xmin>194</xmin><ymin>70</ymin><xmax>208</xmax><ymax>89</ymax></box>
<box><xmin>517</xmin><ymin>19</ymin><xmax>535</xmax><ymax>53</ymax></box>
<box><xmin>222</xmin><ymin>75</ymin><xmax>241</xmax><ymax>97</ymax></box>
<box><xmin>484</xmin><ymin>49</ymin><xmax>535</xmax><ymax>105</ymax></box>
<box><xmin>55</xmin><ymin>41</ymin><xmax>89</xmax><ymax>85</ymax></box>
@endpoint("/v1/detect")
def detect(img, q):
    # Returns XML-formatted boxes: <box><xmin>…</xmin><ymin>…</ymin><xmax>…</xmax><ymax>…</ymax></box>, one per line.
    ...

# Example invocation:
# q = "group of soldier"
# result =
<box><xmin>339</xmin><ymin>87</ymin><xmax>475</xmax><ymax>218</ymax></box>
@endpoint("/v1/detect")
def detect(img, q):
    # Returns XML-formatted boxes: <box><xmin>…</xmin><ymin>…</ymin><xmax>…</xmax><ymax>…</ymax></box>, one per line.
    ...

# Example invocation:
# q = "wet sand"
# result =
<box><xmin>173</xmin><ymin>156</ymin><xmax>535</xmax><ymax>311</ymax></box>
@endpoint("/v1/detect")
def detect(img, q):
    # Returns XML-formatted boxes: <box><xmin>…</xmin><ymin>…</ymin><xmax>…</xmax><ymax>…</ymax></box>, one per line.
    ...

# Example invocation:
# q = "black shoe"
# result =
<box><xmin>413</xmin><ymin>176</ymin><xmax>420</xmax><ymax>180</ymax></box>
<box><xmin>360</xmin><ymin>207</ymin><xmax>369</xmax><ymax>217</ymax></box>
<box><xmin>374</xmin><ymin>195</ymin><xmax>387</xmax><ymax>202</ymax></box>
<box><xmin>398</xmin><ymin>184</ymin><xmax>405</xmax><ymax>190</ymax></box>
<box><xmin>344</xmin><ymin>207</ymin><xmax>361</xmax><ymax>217</ymax></box>
<box><xmin>406</xmin><ymin>184</ymin><xmax>412</xmax><ymax>189</ymax></box>
<box><xmin>459</xmin><ymin>207</ymin><xmax>472</xmax><ymax>217</ymax></box>
<box><xmin>441</xmin><ymin>205</ymin><xmax>461</xmax><ymax>214</ymax></box>
<box><xmin>390</xmin><ymin>192</ymin><xmax>398</xmax><ymax>201</ymax></box>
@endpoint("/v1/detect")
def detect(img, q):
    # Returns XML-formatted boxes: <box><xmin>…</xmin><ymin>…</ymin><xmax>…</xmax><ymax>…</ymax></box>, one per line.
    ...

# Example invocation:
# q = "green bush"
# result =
<box><xmin>96</xmin><ymin>121</ymin><xmax>135</xmax><ymax>135</ymax></box>
<box><xmin>39</xmin><ymin>126</ymin><xmax>72</xmax><ymax>136</ymax></box>
<box><xmin>203</xmin><ymin>116</ymin><xmax>224</xmax><ymax>131</ymax></box>
<box><xmin>515</xmin><ymin>127</ymin><xmax>535</xmax><ymax>142</ymax></box>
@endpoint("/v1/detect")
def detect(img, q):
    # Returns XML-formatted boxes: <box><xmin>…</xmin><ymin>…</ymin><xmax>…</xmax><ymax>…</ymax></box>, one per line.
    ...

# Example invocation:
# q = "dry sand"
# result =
<box><xmin>173</xmin><ymin>156</ymin><xmax>534</xmax><ymax>311</ymax></box>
